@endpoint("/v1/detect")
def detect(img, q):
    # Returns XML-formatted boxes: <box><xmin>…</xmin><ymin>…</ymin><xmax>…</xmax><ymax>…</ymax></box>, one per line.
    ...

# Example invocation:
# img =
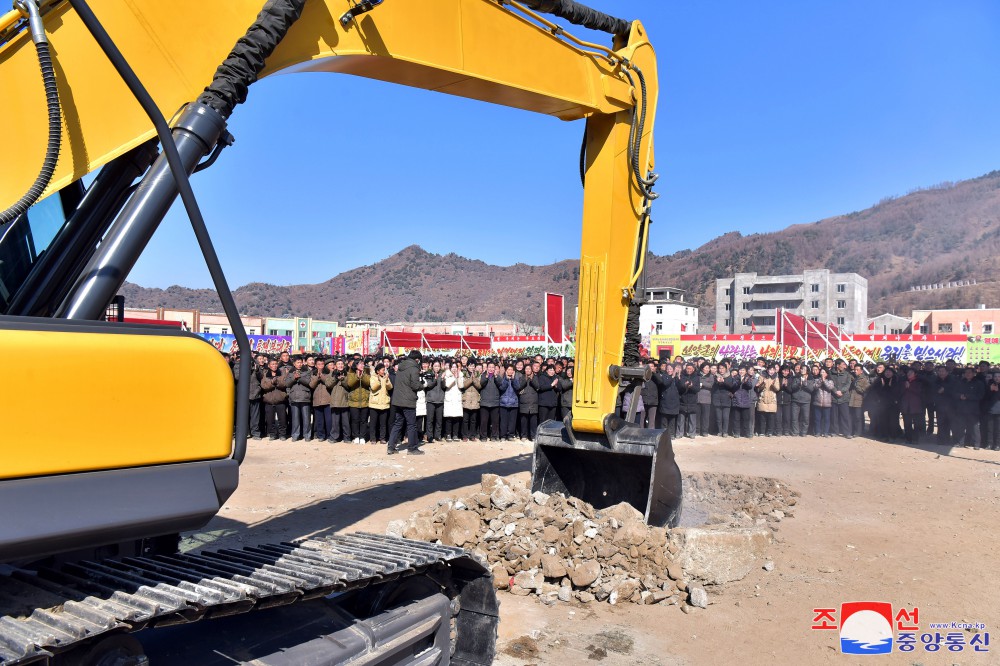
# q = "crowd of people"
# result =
<box><xmin>230</xmin><ymin>349</ymin><xmax>1000</xmax><ymax>455</ymax></box>
<box><xmin>628</xmin><ymin>356</ymin><xmax>1000</xmax><ymax>451</ymax></box>
<box><xmin>232</xmin><ymin>349</ymin><xmax>573</xmax><ymax>455</ymax></box>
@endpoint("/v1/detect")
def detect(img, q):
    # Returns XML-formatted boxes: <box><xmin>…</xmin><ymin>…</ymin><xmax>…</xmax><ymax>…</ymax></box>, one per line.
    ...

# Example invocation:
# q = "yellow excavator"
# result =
<box><xmin>0</xmin><ymin>0</ymin><xmax>681</xmax><ymax>663</ymax></box>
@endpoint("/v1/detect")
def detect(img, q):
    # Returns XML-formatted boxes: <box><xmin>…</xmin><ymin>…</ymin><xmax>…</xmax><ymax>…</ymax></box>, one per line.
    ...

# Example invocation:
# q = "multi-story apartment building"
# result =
<box><xmin>715</xmin><ymin>269</ymin><xmax>867</xmax><ymax>334</ymax></box>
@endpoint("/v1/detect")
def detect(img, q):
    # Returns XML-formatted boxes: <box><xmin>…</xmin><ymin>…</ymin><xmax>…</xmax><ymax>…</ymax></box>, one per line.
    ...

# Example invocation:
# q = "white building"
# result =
<box><xmin>639</xmin><ymin>287</ymin><xmax>698</xmax><ymax>335</ymax></box>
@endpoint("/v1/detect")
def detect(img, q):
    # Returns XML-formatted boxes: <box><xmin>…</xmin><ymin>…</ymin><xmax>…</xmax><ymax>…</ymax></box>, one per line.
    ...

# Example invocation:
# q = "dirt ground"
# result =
<box><xmin>184</xmin><ymin>433</ymin><xmax>1000</xmax><ymax>665</ymax></box>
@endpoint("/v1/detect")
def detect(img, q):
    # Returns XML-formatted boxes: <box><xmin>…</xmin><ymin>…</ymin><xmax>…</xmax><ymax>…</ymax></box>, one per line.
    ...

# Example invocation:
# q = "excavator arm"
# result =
<box><xmin>0</xmin><ymin>0</ymin><xmax>656</xmax><ymax>436</ymax></box>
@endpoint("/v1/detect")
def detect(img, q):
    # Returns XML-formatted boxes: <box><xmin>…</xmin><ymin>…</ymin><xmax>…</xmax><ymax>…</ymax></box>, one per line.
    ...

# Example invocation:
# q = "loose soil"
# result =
<box><xmin>184</xmin><ymin>434</ymin><xmax>1000</xmax><ymax>665</ymax></box>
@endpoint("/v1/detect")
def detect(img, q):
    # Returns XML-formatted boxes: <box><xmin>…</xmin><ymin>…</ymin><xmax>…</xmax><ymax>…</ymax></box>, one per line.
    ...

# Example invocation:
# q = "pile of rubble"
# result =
<box><xmin>387</xmin><ymin>472</ymin><xmax>799</xmax><ymax>608</ymax></box>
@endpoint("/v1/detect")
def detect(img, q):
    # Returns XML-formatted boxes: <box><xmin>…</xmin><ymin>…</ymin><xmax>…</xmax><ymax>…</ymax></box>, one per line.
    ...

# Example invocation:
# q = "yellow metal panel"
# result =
<box><xmin>1</xmin><ymin>0</ymin><xmax>633</xmax><ymax>211</ymax></box>
<box><xmin>572</xmin><ymin>32</ymin><xmax>658</xmax><ymax>434</ymax></box>
<box><xmin>0</xmin><ymin>329</ymin><xmax>233</xmax><ymax>480</ymax></box>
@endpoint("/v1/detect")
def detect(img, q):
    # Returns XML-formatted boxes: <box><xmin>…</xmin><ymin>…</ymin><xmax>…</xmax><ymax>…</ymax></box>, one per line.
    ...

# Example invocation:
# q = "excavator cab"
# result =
<box><xmin>531</xmin><ymin>366</ymin><xmax>683</xmax><ymax>527</ymax></box>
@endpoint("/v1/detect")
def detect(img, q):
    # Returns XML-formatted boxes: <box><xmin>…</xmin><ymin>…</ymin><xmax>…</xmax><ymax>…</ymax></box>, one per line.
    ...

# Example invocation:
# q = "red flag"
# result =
<box><xmin>964</xmin><ymin>320</ymin><xmax>971</xmax><ymax>330</ymax></box>
<box><xmin>868</xmin><ymin>321</ymin><xmax>876</xmax><ymax>331</ymax></box>
<box><xmin>712</xmin><ymin>322</ymin><xmax>717</xmax><ymax>332</ymax></box>
<box><xmin>680</xmin><ymin>323</ymin><xmax>687</xmax><ymax>332</ymax></box>
<box><xmin>650</xmin><ymin>324</ymin><xmax>655</xmax><ymax>332</ymax></box>
<box><xmin>750</xmin><ymin>321</ymin><xmax>757</xmax><ymax>333</ymax></box>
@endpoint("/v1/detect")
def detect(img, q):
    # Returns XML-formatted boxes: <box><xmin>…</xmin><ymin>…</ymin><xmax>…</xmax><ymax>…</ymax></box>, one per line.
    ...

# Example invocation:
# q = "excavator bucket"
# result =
<box><xmin>531</xmin><ymin>418</ymin><xmax>683</xmax><ymax>527</ymax></box>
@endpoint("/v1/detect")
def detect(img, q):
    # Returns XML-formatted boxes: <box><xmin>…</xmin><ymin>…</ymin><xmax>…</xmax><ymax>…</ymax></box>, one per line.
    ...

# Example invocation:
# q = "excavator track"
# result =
<box><xmin>0</xmin><ymin>532</ymin><xmax>497</xmax><ymax>665</ymax></box>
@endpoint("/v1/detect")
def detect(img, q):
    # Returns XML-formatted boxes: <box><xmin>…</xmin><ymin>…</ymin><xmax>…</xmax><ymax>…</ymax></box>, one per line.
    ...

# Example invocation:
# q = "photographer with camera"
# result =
<box><xmin>386</xmin><ymin>350</ymin><xmax>429</xmax><ymax>455</ymax></box>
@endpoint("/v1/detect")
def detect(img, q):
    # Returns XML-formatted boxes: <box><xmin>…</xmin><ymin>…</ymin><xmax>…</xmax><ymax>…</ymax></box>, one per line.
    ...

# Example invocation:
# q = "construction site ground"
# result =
<box><xmin>183</xmin><ymin>432</ymin><xmax>999</xmax><ymax>665</ymax></box>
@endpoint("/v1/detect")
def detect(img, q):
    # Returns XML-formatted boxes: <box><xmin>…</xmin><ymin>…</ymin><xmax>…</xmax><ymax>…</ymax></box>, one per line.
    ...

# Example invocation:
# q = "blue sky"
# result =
<box><xmin>130</xmin><ymin>0</ymin><xmax>1000</xmax><ymax>289</ymax></box>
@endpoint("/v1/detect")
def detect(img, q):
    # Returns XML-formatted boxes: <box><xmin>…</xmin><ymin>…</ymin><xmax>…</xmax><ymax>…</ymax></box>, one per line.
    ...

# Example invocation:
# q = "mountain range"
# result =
<box><xmin>122</xmin><ymin>170</ymin><xmax>1000</xmax><ymax>326</ymax></box>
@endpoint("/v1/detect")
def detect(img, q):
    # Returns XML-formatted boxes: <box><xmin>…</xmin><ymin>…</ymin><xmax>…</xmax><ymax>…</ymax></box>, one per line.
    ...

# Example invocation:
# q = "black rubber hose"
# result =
<box><xmin>197</xmin><ymin>0</ymin><xmax>307</xmax><ymax>120</ymax></box>
<box><xmin>623</xmin><ymin>301</ymin><xmax>641</xmax><ymax>367</ymax></box>
<box><xmin>0</xmin><ymin>39</ymin><xmax>61</xmax><ymax>225</ymax></box>
<box><xmin>519</xmin><ymin>0</ymin><xmax>631</xmax><ymax>38</ymax></box>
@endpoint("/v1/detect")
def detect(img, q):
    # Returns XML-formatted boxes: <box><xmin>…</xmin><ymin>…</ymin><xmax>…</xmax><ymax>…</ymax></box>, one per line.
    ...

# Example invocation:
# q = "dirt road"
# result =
<box><xmin>185</xmin><ymin>434</ymin><xmax>1000</xmax><ymax>665</ymax></box>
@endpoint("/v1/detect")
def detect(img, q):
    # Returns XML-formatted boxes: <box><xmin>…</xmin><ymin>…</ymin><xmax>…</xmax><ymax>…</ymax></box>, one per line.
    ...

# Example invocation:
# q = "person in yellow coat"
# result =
<box><xmin>755</xmin><ymin>365</ymin><xmax>780</xmax><ymax>436</ymax></box>
<box><xmin>368</xmin><ymin>362</ymin><xmax>393</xmax><ymax>445</ymax></box>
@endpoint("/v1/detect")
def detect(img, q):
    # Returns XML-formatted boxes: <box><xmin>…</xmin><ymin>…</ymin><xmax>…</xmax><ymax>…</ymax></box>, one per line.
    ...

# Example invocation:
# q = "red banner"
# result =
<box><xmin>545</xmin><ymin>292</ymin><xmax>564</xmax><ymax>344</ymax></box>
<box><xmin>779</xmin><ymin>309</ymin><xmax>840</xmax><ymax>351</ymax></box>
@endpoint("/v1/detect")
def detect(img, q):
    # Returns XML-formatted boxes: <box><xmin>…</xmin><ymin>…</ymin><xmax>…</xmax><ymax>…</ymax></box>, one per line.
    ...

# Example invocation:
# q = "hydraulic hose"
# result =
<box><xmin>518</xmin><ymin>0</ymin><xmax>630</xmax><ymax>38</ymax></box>
<box><xmin>0</xmin><ymin>0</ymin><xmax>61</xmax><ymax>225</ymax></box>
<box><xmin>197</xmin><ymin>0</ymin><xmax>307</xmax><ymax>120</ymax></box>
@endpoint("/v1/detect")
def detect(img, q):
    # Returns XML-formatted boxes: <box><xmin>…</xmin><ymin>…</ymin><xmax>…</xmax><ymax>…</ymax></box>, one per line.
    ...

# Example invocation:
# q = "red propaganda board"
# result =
<box><xmin>380</xmin><ymin>331</ymin><xmax>492</xmax><ymax>352</ymax></box>
<box><xmin>545</xmin><ymin>292</ymin><xmax>564</xmax><ymax>344</ymax></box>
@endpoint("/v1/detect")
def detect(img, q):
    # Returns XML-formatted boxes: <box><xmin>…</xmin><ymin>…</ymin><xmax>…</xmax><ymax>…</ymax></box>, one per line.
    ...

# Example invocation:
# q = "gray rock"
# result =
<box><xmin>763</xmin><ymin>560</ymin><xmax>775</xmax><ymax>572</ymax></box>
<box><xmin>688</xmin><ymin>587</ymin><xmax>709</xmax><ymax>609</ymax></box>
<box><xmin>491</xmin><ymin>484</ymin><xmax>518</xmax><ymax>510</ymax></box>
<box><xmin>669</xmin><ymin>527</ymin><xmax>773</xmax><ymax>585</ymax></box>
<box><xmin>558</xmin><ymin>586</ymin><xmax>572</xmax><ymax>602</ymax></box>
<box><xmin>531</xmin><ymin>490</ymin><xmax>550</xmax><ymax>506</ymax></box>
<box><xmin>385</xmin><ymin>520</ymin><xmax>406</xmax><ymax>538</ymax></box>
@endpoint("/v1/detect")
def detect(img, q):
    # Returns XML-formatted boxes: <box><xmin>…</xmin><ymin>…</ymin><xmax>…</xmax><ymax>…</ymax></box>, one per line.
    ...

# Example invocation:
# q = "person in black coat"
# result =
<box><xmin>696</xmin><ymin>363</ymin><xmax>716</xmax><ymax>436</ymax></box>
<box><xmin>641</xmin><ymin>359</ymin><xmax>661</xmax><ymax>429</ymax></box>
<box><xmin>657</xmin><ymin>361</ymin><xmax>680</xmax><ymax>436</ymax></box>
<box><xmin>478</xmin><ymin>361</ymin><xmax>503</xmax><ymax>441</ymax></box>
<box><xmin>711</xmin><ymin>363</ymin><xmax>737</xmax><ymax>437</ymax></box>
<box><xmin>777</xmin><ymin>365</ymin><xmax>794</xmax><ymax>436</ymax></box>
<box><xmin>515</xmin><ymin>366</ymin><xmax>539</xmax><ymax>442</ymax></box>
<box><xmin>386</xmin><ymin>350</ymin><xmax>430</xmax><ymax>455</ymax></box>
<box><xmin>534</xmin><ymin>364</ymin><xmax>562</xmax><ymax>424</ymax></box>
<box><xmin>954</xmin><ymin>366</ymin><xmax>985</xmax><ymax>448</ymax></box>
<box><xmin>677</xmin><ymin>363</ymin><xmax>701</xmax><ymax>438</ymax></box>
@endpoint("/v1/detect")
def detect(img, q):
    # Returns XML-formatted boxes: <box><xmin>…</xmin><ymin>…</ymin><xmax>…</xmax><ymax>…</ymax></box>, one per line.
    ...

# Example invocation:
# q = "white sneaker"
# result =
<box><xmin>360</xmin><ymin>438</ymin><xmax>366</xmax><ymax>445</ymax></box>
<box><xmin>352</xmin><ymin>437</ymin><xmax>359</xmax><ymax>444</ymax></box>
